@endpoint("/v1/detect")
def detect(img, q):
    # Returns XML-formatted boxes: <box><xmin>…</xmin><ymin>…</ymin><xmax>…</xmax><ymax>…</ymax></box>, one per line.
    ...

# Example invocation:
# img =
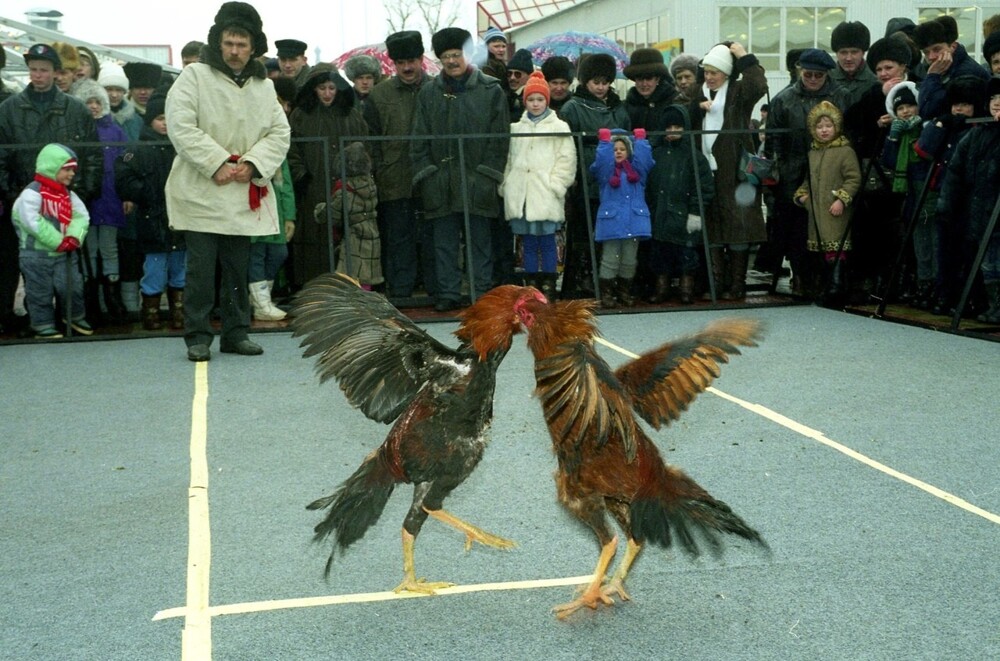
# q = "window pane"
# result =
<box><xmin>787</xmin><ymin>7</ymin><xmax>817</xmax><ymax>51</ymax></box>
<box><xmin>720</xmin><ymin>6</ymin><xmax>750</xmax><ymax>43</ymax></box>
<box><xmin>952</xmin><ymin>8</ymin><xmax>979</xmax><ymax>47</ymax></box>
<box><xmin>751</xmin><ymin>7</ymin><xmax>780</xmax><ymax>55</ymax></box>
<box><xmin>817</xmin><ymin>7</ymin><xmax>847</xmax><ymax>51</ymax></box>
<box><xmin>756</xmin><ymin>54</ymin><xmax>780</xmax><ymax>73</ymax></box>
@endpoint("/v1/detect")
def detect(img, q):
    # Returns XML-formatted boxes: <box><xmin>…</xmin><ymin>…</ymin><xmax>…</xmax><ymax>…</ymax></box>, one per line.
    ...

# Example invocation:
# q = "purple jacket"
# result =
<box><xmin>87</xmin><ymin>114</ymin><xmax>128</xmax><ymax>228</ymax></box>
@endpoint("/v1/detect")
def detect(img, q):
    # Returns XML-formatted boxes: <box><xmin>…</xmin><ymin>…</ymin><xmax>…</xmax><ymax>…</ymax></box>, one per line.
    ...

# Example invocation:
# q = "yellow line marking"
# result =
<box><xmin>594</xmin><ymin>335</ymin><xmax>1000</xmax><ymax>526</ymax></box>
<box><xmin>181</xmin><ymin>363</ymin><xmax>212</xmax><ymax>660</ymax></box>
<box><xmin>153</xmin><ymin>575</ymin><xmax>593</xmax><ymax>621</ymax></box>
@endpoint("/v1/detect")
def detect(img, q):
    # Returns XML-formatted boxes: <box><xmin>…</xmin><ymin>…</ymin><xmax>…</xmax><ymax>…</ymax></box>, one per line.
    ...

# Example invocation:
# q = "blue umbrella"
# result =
<box><xmin>525</xmin><ymin>31</ymin><xmax>629</xmax><ymax>79</ymax></box>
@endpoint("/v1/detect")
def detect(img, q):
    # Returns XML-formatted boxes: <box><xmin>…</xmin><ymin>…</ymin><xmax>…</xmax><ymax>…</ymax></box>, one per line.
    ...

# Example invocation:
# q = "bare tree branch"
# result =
<box><xmin>386</xmin><ymin>0</ymin><xmax>417</xmax><ymax>33</ymax></box>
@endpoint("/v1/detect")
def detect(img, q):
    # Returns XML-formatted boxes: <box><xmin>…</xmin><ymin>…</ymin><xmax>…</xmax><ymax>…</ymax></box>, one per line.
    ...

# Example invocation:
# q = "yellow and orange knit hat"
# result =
<box><xmin>522</xmin><ymin>71</ymin><xmax>550</xmax><ymax>105</ymax></box>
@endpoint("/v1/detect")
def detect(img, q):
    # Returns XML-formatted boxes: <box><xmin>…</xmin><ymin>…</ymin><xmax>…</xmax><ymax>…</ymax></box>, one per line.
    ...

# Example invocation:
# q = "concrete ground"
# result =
<box><xmin>2</xmin><ymin>305</ymin><xmax>998</xmax><ymax>660</ymax></box>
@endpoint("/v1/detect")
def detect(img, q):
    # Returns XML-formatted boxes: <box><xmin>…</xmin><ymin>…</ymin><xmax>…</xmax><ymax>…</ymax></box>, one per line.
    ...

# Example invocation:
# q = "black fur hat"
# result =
<box><xmin>577</xmin><ymin>52</ymin><xmax>617</xmax><ymax>84</ymax></box>
<box><xmin>208</xmin><ymin>2</ymin><xmax>268</xmax><ymax>59</ymax></box>
<box><xmin>913</xmin><ymin>15</ymin><xmax>959</xmax><ymax>50</ymax></box>
<box><xmin>983</xmin><ymin>30</ymin><xmax>1000</xmax><ymax>63</ymax></box>
<box><xmin>623</xmin><ymin>48</ymin><xmax>669</xmax><ymax>80</ymax></box>
<box><xmin>385</xmin><ymin>30</ymin><xmax>423</xmax><ymax>61</ymax></box>
<box><xmin>123</xmin><ymin>62</ymin><xmax>162</xmax><ymax>89</ymax></box>
<box><xmin>946</xmin><ymin>75</ymin><xmax>986</xmax><ymax>111</ymax></box>
<box><xmin>431</xmin><ymin>27</ymin><xmax>471</xmax><ymax>58</ymax></box>
<box><xmin>143</xmin><ymin>92</ymin><xmax>167</xmax><ymax>125</ymax></box>
<box><xmin>831</xmin><ymin>21</ymin><xmax>871</xmax><ymax>52</ymax></box>
<box><xmin>866</xmin><ymin>35</ymin><xmax>914</xmax><ymax>71</ymax></box>
<box><xmin>541</xmin><ymin>55</ymin><xmax>574</xmax><ymax>82</ymax></box>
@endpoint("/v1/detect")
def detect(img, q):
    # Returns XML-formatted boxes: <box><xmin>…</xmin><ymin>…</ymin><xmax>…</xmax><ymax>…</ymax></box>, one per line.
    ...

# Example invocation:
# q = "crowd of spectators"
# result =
<box><xmin>3</xmin><ymin>4</ymin><xmax>1000</xmax><ymax>348</ymax></box>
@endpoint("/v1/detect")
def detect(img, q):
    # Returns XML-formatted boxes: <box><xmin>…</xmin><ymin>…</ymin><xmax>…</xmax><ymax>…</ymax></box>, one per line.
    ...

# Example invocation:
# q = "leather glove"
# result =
<box><xmin>686</xmin><ymin>214</ymin><xmax>702</xmax><ymax>233</ymax></box>
<box><xmin>56</xmin><ymin>236</ymin><xmax>80</xmax><ymax>253</ymax></box>
<box><xmin>633</xmin><ymin>128</ymin><xmax>647</xmax><ymax>140</ymax></box>
<box><xmin>597</xmin><ymin>128</ymin><xmax>612</xmax><ymax>142</ymax></box>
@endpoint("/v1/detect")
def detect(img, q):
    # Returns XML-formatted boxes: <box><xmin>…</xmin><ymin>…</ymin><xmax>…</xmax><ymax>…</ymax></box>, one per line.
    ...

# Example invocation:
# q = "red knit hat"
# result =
<box><xmin>522</xmin><ymin>71</ymin><xmax>550</xmax><ymax>104</ymax></box>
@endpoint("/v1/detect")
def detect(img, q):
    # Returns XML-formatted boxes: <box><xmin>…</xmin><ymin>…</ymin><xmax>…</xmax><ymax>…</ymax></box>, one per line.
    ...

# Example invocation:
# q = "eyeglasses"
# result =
<box><xmin>508</xmin><ymin>71</ymin><xmax>526</xmax><ymax>78</ymax></box>
<box><xmin>801</xmin><ymin>71</ymin><xmax>827</xmax><ymax>80</ymax></box>
<box><xmin>439</xmin><ymin>52</ymin><xmax>464</xmax><ymax>62</ymax></box>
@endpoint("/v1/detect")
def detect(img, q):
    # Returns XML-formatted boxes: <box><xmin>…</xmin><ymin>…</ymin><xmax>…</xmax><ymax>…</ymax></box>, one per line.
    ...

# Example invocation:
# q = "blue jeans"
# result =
<box><xmin>432</xmin><ymin>213</ymin><xmax>493</xmax><ymax>302</ymax></box>
<box><xmin>142</xmin><ymin>251</ymin><xmax>186</xmax><ymax>294</ymax></box>
<box><xmin>19</xmin><ymin>249</ymin><xmax>85</xmax><ymax>329</ymax></box>
<box><xmin>248</xmin><ymin>242</ymin><xmax>288</xmax><ymax>282</ymax></box>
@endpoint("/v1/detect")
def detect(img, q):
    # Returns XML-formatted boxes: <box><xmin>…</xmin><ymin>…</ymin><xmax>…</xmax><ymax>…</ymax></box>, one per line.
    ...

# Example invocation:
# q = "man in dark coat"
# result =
<box><xmin>913</xmin><ymin>15</ymin><xmax>991</xmax><ymax>120</ymax></box>
<box><xmin>410</xmin><ymin>27</ymin><xmax>510</xmax><ymax>311</ymax></box>
<box><xmin>364</xmin><ymin>30</ymin><xmax>436</xmax><ymax>300</ymax></box>
<box><xmin>0</xmin><ymin>43</ymin><xmax>100</xmax><ymax>333</ymax></box>
<box><xmin>829</xmin><ymin>21</ymin><xmax>878</xmax><ymax>109</ymax></box>
<box><xmin>764</xmin><ymin>48</ymin><xmax>851</xmax><ymax>297</ymax></box>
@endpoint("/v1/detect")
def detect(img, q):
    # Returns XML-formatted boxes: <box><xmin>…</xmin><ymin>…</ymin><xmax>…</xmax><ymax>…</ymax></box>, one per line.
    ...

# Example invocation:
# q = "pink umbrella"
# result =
<box><xmin>332</xmin><ymin>43</ymin><xmax>441</xmax><ymax>76</ymax></box>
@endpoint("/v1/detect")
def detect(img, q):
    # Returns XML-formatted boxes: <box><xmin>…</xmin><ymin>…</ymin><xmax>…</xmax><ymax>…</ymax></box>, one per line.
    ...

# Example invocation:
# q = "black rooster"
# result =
<box><xmin>291</xmin><ymin>273</ymin><xmax>546</xmax><ymax>593</ymax></box>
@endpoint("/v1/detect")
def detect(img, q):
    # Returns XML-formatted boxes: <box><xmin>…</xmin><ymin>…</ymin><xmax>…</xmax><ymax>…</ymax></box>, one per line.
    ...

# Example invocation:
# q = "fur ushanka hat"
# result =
<box><xmin>913</xmin><ymin>15</ymin><xmax>959</xmax><ymax>50</ymax></box>
<box><xmin>577</xmin><ymin>52</ymin><xmax>617</xmax><ymax>84</ymax></box>
<box><xmin>343</xmin><ymin>54</ymin><xmax>382</xmax><ymax>81</ymax></box>
<box><xmin>866</xmin><ymin>35</ymin><xmax>913</xmax><ymax>72</ymax></box>
<box><xmin>541</xmin><ymin>55</ymin><xmax>574</xmax><ymax>82</ymax></box>
<box><xmin>669</xmin><ymin>53</ymin><xmax>699</xmax><ymax>80</ymax></box>
<box><xmin>431</xmin><ymin>27</ymin><xmax>471</xmax><ymax>59</ymax></box>
<box><xmin>945</xmin><ymin>75</ymin><xmax>986</xmax><ymax>112</ymax></box>
<box><xmin>623</xmin><ymin>48</ymin><xmax>669</xmax><ymax>80</ymax></box>
<box><xmin>831</xmin><ymin>21</ymin><xmax>871</xmax><ymax>52</ymax></box>
<box><xmin>207</xmin><ymin>1</ymin><xmax>268</xmax><ymax>59</ymax></box>
<box><xmin>385</xmin><ymin>30</ymin><xmax>423</xmax><ymax>61</ymax></box>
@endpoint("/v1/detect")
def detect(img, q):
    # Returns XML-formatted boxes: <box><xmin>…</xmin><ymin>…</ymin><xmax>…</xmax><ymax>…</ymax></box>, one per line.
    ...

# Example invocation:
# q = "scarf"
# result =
<box><xmin>701</xmin><ymin>79</ymin><xmax>728</xmax><ymax>171</ymax></box>
<box><xmin>228</xmin><ymin>155</ymin><xmax>268</xmax><ymax>210</ymax></box>
<box><xmin>609</xmin><ymin>159</ymin><xmax>640</xmax><ymax>188</ymax></box>
<box><xmin>33</xmin><ymin>173</ymin><xmax>72</xmax><ymax>230</ymax></box>
<box><xmin>891</xmin><ymin>116</ymin><xmax>923</xmax><ymax>193</ymax></box>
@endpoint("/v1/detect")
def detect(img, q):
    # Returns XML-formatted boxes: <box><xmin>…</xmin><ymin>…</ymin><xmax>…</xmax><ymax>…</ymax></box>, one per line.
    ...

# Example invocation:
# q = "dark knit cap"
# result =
<box><xmin>623</xmin><ymin>47</ymin><xmax>669</xmax><ymax>80</ymax></box>
<box><xmin>541</xmin><ymin>55</ymin><xmax>574</xmax><ymax>82</ymax></box>
<box><xmin>866</xmin><ymin>35</ymin><xmax>914</xmax><ymax>71</ymax></box>
<box><xmin>385</xmin><ymin>30</ymin><xmax>423</xmax><ymax>61</ymax></box>
<box><xmin>144</xmin><ymin>93</ymin><xmax>167</xmax><ymax>124</ymax></box>
<box><xmin>913</xmin><ymin>15</ymin><xmax>959</xmax><ymax>50</ymax></box>
<box><xmin>885</xmin><ymin>17</ymin><xmax>916</xmax><ymax>38</ymax></box>
<box><xmin>507</xmin><ymin>48</ymin><xmax>535</xmax><ymax>74</ymax></box>
<box><xmin>123</xmin><ymin>62</ymin><xmax>163</xmax><ymax>89</ymax></box>
<box><xmin>983</xmin><ymin>30</ymin><xmax>1000</xmax><ymax>62</ymax></box>
<box><xmin>272</xmin><ymin>76</ymin><xmax>297</xmax><ymax>104</ymax></box>
<box><xmin>208</xmin><ymin>2</ymin><xmax>268</xmax><ymax>59</ymax></box>
<box><xmin>786</xmin><ymin>48</ymin><xmax>806</xmax><ymax>71</ymax></box>
<box><xmin>431</xmin><ymin>27</ymin><xmax>471</xmax><ymax>58</ymax></box>
<box><xmin>892</xmin><ymin>85</ymin><xmax>917</xmax><ymax>110</ymax></box>
<box><xmin>577</xmin><ymin>52</ymin><xmax>617</xmax><ymax>84</ymax></box>
<box><xmin>661</xmin><ymin>104</ymin><xmax>686</xmax><ymax>128</ymax></box>
<box><xmin>831</xmin><ymin>21</ymin><xmax>871</xmax><ymax>52</ymax></box>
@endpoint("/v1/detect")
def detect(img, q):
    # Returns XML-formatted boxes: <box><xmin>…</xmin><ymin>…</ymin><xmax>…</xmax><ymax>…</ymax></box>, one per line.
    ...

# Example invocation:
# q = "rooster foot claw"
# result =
<box><xmin>463</xmin><ymin>529</ymin><xmax>516</xmax><ymax>552</ymax></box>
<box><xmin>393</xmin><ymin>578</ymin><xmax>454</xmax><ymax>595</ymax></box>
<box><xmin>552</xmin><ymin>589</ymin><xmax>615</xmax><ymax>619</ymax></box>
<box><xmin>601</xmin><ymin>578</ymin><xmax>631</xmax><ymax>603</ymax></box>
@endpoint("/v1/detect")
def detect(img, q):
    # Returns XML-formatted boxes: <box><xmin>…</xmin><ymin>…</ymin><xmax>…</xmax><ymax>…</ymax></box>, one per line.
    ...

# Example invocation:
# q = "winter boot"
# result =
<box><xmin>121</xmin><ymin>280</ymin><xmax>141</xmax><ymax>323</ymax></box>
<box><xmin>726</xmin><ymin>249</ymin><xmax>749</xmax><ymax>300</ymax></box>
<box><xmin>976</xmin><ymin>281</ymin><xmax>1000</xmax><ymax>323</ymax></box>
<box><xmin>250</xmin><ymin>281</ymin><xmax>286</xmax><ymax>321</ymax></box>
<box><xmin>598</xmin><ymin>278</ymin><xmax>617</xmax><ymax>308</ymax></box>
<box><xmin>539</xmin><ymin>273</ymin><xmax>558</xmax><ymax>302</ymax></box>
<box><xmin>705</xmin><ymin>247</ymin><xmax>726</xmax><ymax>300</ymax></box>
<box><xmin>679</xmin><ymin>274</ymin><xmax>696</xmax><ymax>304</ymax></box>
<box><xmin>103</xmin><ymin>275</ymin><xmax>127</xmax><ymax>324</ymax></box>
<box><xmin>141</xmin><ymin>294</ymin><xmax>163</xmax><ymax>331</ymax></box>
<box><xmin>648</xmin><ymin>274</ymin><xmax>671</xmax><ymax>304</ymax></box>
<box><xmin>616</xmin><ymin>278</ymin><xmax>636</xmax><ymax>307</ymax></box>
<box><xmin>167</xmin><ymin>287</ymin><xmax>185</xmax><ymax>330</ymax></box>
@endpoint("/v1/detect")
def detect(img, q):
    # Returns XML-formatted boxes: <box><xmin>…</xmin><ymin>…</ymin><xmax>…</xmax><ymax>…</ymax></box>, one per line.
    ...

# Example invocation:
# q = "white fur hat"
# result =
<box><xmin>98</xmin><ymin>62</ymin><xmax>129</xmax><ymax>90</ymax></box>
<box><xmin>701</xmin><ymin>44</ymin><xmax>733</xmax><ymax>76</ymax></box>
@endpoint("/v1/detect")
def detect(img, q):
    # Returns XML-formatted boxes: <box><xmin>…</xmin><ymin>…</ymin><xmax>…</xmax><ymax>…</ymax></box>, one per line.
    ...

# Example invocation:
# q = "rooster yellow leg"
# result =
<box><xmin>424</xmin><ymin>507</ymin><xmax>517</xmax><ymax>551</ymax></box>
<box><xmin>602</xmin><ymin>537</ymin><xmax>642</xmax><ymax>602</ymax></box>
<box><xmin>553</xmin><ymin>535</ymin><xmax>619</xmax><ymax>619</ymax></box>
<box><xmin>393</xmin><ymin>529</ymin><xmax>454</xmax><ymax>595</ymax></box>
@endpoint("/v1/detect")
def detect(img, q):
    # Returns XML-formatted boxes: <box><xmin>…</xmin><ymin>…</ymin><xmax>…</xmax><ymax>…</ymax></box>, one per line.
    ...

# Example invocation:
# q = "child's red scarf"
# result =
<box><xmin>34</xmin><ymin>173</ymin><xmax>72</xmax><ymax>230</ymax></box>
<box><xmin>609</xmin><ymin>159</ymin><xmax>640</xmax><ymax>188</ymax></box>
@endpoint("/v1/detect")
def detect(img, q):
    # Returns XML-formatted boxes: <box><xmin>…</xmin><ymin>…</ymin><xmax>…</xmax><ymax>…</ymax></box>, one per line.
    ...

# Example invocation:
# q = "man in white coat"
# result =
<box><xmin>166</xmin><ymin>2</ymin><xmax>290</xmax><ymax>361</ymax></box>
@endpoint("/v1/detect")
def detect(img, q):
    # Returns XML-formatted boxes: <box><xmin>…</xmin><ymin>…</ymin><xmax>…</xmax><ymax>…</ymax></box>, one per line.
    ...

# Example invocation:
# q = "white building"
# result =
<box><xmin>498</xmin><ymin>1</ymin><xmax>1000</xmax><ymax>92</ymax></box>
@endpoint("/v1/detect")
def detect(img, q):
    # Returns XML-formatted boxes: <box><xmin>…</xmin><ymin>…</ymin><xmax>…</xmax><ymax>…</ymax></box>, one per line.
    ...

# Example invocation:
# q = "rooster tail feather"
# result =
<box><xmin>307</xmin><ymin>453</ymin><xmax>396</xmax><ymax>575</ymax></box>
<box><xmin>630</xmin><ymin>469</ymin><xmax>767</xmax><ymax>557</ymax></box>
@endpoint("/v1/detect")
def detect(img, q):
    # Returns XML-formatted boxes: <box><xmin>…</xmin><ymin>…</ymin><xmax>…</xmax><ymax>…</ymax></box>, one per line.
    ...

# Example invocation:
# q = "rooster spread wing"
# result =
<box><xmin>535</xmin><ymin>338</ymin><xmax>639</xmax><ymax>463</ymax></box>
<box><xmin>291</xmin><ymin>273</ymin><xmax>470</xmax><ymax>423</ymax></box>
<box><xmin>613</xmin><ymin>318</ymin><xmax>764</xmax><ymax>430</ymax></box>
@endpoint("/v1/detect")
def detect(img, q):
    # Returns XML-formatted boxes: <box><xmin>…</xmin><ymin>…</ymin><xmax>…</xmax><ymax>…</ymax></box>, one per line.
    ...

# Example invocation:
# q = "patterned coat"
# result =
<box><xmin>330</xmin><ymin>172</ymin><xmax>382</xmax><ymax>286</ymax></box>
<box><xmin>795</xmin><ymin>137</ymin><xmax>862</xmax><ymax>251</ymax></box>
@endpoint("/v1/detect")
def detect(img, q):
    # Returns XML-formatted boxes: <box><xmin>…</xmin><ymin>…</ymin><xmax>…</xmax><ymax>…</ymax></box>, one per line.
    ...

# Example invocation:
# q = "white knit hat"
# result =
<box><xmin>98</xmin><ymin>62</ymin><xmax>129</xmax><ymax>90</ymax></box>
<box><xmin>701</xmin><ymin>44</ymin><xmax>733</xmax><ymax>76</ymax></box>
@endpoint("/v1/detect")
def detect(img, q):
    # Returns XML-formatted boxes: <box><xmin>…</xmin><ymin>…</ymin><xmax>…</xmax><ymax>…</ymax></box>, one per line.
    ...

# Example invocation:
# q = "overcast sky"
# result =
<box><xmin>2</xmin><ymin>1</ymin><xmax>476</xmax><ymax>66</ymax></box>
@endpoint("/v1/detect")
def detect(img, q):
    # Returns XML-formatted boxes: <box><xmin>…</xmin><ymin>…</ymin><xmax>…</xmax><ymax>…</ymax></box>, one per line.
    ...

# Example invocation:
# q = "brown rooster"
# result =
<box><xmin>514</xmin><ymin>297</ymin><xmax>768</xmax><ymax>618</ymax></box>
<box><xmin>291</xmin><ymin>273</ymin><xmax>546</xmax><ymax>593</ymax></box>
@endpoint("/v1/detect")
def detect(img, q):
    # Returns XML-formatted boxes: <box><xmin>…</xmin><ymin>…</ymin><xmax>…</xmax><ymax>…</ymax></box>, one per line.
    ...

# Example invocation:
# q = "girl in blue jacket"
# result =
<box><xmin>589</xmin><ymin>127</ymin><xmax>654</xmax><ymax>306</ymax></box>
